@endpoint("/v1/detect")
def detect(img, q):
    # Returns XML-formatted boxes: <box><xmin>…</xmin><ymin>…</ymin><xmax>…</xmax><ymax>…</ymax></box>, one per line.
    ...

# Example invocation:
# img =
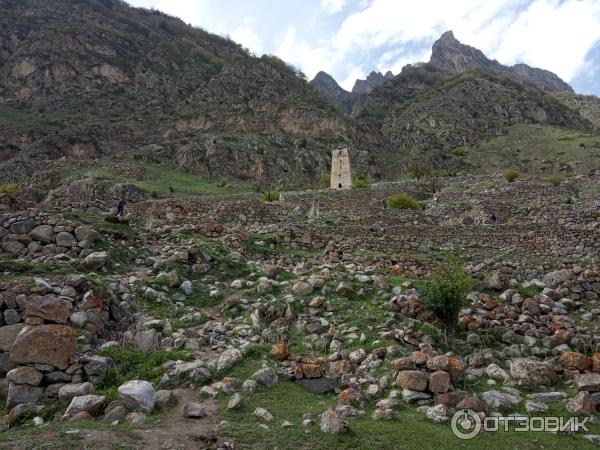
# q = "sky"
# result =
<box><xmin>126</xmin><ymin>0</ymin><xmax>600</xmax><ymax>96</ymax></box>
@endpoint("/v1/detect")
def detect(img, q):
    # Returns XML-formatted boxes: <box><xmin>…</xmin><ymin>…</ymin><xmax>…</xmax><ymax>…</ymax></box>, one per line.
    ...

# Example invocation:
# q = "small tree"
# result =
<box><xmin>408</xmin><ymin>159</ymin><xmax>432</xmax><ymax>181</ymax></box>
<box><xmin>421</xmin><ymin>257</ymin><xmax>473</xmax><ymax>347</ymax></box>
<box><xmin>254</xmin><ymin>183</ymin><xmax>280</xmax><ymax>202</ymax></box>
<box><xmin>503</xmin><ymin>170</ymin><xmax>519</xmax><ymax>182</ymax></box>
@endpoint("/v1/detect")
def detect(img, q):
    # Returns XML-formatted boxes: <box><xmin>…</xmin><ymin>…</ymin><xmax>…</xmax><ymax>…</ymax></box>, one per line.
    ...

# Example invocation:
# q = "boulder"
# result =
<box><xmin>216</xmin><ymin>349</ymin><xmax>242</xmax><ymax>372</ymax></box>
<box><xmin>30</xmin><ymin>225</ymin><xmax>54</xmax><ymax>244</ymax></box>
<box><xmin>134</xmin><ymin>329</ymin><xmax>158</xmax><ymax>355</ymax></box>
<box><xmin>6</xmin><ymin>367</ymin><xmax>43</xmax><ymax>386</ymax></box>
<box><xmin>84</xmin><ymin>251</ymin><xmax>110</xmax><ymax>270</ymax></box>
<box><xmin>335</xmin><ymin>282</ymin><xmax>353</xmax><ymax>297</ymax></box>
<box><xmin>575</xmin><ymin>373</ymin><xmax>600</xmax><ymax>392</ymax></box>
<box><xmin>182</xmin><ymin>401</ymin><xmax>206</xmax><ymax>418</ymax></box>
<box><xmin>10</xmin><ymin>325</ymin><xmax>76</xmax><ymax>370</ymax></box>
<box><xmin>2</xmin><ymin>241</ymin><xmax>24</xmax><ymax>254</ymax></box>
<box><xmin>252</xmin><ymin>367</ymin><xmax>278</xmax><ymax>386</ymax></box>
<box><xmin>0</xmin><ymin>324</ymin><xmax>26</xmax><ymax>352</ymax></box>
<box><xmin>543</xmin><ymin>269</ymin><xmax>574</xmax><ymax>288</ymax></box>
<box><xmin>397</xmin><ymin>370</ymin><xmax>428</xmax><ymax>391</ymax></box>
<box><xmin>55</xmin><ymin>232</ymin><xmax>76</xmax><ymax>248</ymax></box>
<box><xmin>509</xmin><ymin>358</ymin><xmax>557</xmax><ymax>387</ymax></box>
<box><xmin>566</xmin><ymin>391</ymin><xmax>596</xmax><ymax>415</ymax></box>
<box><xmin>9</xmin><ymin>218</ymin><xmax>36</xmax><ymax>234</ymax></box>
<box><xmin>559</xmin><ymin>352</ymin><xmax>592</xmax><ymax>370</ymax></box>
<box><xmin>118</xmin><ymin>380</ymin><xmax>156</xmax><ymax>413</ymax></box>
<box><xmin>292</xmin><ymin>281</ymin><xmax>313</xmax><ymax>296</ymax></box>
<box><xmin>6</xmin><ymin>382</ymin><xmax>44</xmax><ymax>410</ymax></box>
<box><xmin>428</xmin><ymin>370</ymin><xmax>450</xmax><ymax>394</ymax></box>
<box><xmin>26</xmin><ymin>295</ymin><xmax>72</xmax><ymax>324</ymax></box>
<box><xmin>480</xmin><ymin>390</ymin><xmax>520</xmax><ymax>411</ymax></box>
<box><xmin>59</xmin><ymin>382</ymin><xmax>93</xmax><ymax>403</ymax></box>
<box><xmin>270</xmin><ymin>343</ymin><xmax>289</xmax><ymax>361</ymax></box>
<box><xmin>320</xmin><ymin>408</ymin><xmax>348</xmax><ymax>433</ymax></box>
<box><xmin>62</xmin><ymin>395</ymin><xmax>106</xmax><ymax>420</ymax></box>
<box><xmin>74</xmin><ymin>226</ymin><xmax>100</xmax><ymax>243</ymax></box>
<box><xmin>296</xmin><ymin>378</ymin><xmax>336</xmax><ymax>394</ymax></box>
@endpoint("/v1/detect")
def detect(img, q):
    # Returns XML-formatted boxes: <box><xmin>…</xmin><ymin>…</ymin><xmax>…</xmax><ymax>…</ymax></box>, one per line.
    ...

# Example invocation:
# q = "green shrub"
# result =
<box><xmin>549</xmin><ymin>174</ymin><xmax>567</xmax><ymax>186</ymax></box>
<box><xmin>485</xmin><ymin>182</ymin><xmax>497</xmax><ymax>190</ymax></box>
<box><xmin>351</xmin><ymin>174</ymin><xmax>371</xmax><ymax>189</ymax></box>
<box><xmin>421</xmin><ymin>257</ymin><xmax>473</xmax><ymax>347</ymax></box>
<box><xmin>319</xmin><ymin>173</ymin><xmax>331</xmax><ymax>188</ymax></box>
<box><xmin>0</xmin><ymin>183</ymin><xmax>18</xmax><ymax>193</ymax></box>
<box><xmin>386</xmin><ymin>193</ymin><xmax>420</xmax><ymax>210</ymax></box>
<box><xmin>503</xmin><ymin>170</ymin><xmax>519</xmax><ymax>182</ymax></box>
<box><xmin>261</xmin><ymin>190</ymin><xmax>280</xmax><ymax>202</ymax></box>
<box><xmin>96</xmin><ymin>348</ymin><xmax>192</xmax><ymax>401</ymax></box>
<box><xmin>449</xmin><ymin>146</ymin><xmax>466</xmax><ymax>156</ymax></box>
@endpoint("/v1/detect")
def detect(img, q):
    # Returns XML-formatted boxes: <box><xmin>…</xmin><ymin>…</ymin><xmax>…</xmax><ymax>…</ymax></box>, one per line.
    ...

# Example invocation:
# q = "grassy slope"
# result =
<box><xmin>467</xmin><ymin>124</ymin><xmax>600</xmax><ymax>174</ymax></box>
<box><xmin>218</xmin><ymin>359</ymin><xmax>600</xmax><ymax>450</ymax></box>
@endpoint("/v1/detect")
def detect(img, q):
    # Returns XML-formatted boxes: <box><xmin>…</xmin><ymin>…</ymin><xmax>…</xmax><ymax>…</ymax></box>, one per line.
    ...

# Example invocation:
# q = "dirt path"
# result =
<box><xmin>70</xmin><ymin>390</ymin><xmax>223</xmax><ymax>450</ymax></box>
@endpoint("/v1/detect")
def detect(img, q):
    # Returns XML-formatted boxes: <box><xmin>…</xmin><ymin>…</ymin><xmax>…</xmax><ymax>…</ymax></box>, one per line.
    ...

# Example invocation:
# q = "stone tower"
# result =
<box><xmin>330</xmin><ymin>147</ymin><xmax>352</xmax><ymax>189</ymax></box>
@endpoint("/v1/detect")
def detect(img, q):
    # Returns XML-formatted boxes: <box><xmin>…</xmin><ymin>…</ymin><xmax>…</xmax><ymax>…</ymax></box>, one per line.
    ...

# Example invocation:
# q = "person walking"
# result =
<box><xmin>490</xmin><ymin>213</ymin><xmax>497</xmax><ymax>225</ymax></box>
<box><xmin>116</xmin><ymin>198</ymin><xmax>125</xmax><ymax>217</ymax></box>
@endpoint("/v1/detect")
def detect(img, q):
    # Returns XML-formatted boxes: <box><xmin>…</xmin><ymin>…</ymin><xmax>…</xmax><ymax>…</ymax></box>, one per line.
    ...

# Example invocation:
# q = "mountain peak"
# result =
<box><xmin>438</xmin><ymin>30</ymin><xmax>457</xmax><ymax>43</ymax></box>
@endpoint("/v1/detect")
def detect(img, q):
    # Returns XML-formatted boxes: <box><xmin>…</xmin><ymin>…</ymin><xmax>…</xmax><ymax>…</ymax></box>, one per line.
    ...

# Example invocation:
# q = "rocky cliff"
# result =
<box><xmin>430</xmin><ymin>31</ymin><xmax>573</xmax><ymax>93</ymax></box>
<box><xmin>0</xmin><ymin>0</ymin><xmax>377</xmax><ymax>189</ymax></box>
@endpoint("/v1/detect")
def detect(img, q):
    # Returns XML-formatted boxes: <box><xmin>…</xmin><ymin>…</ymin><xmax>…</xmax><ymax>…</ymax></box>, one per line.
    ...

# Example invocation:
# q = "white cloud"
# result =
<box><xmin>320</xmin><ymin>0</ymin><xmax>346</xmax><ymax>14</ymax></box>
<box><xmin>231</xmin><ymin>19</ymin><xmax>263</xmax><ymax>55</ymax></box>
<box><xmin>125</xmin><ymin>0</ymin><xmax>211</xmax><ymax>28</ymax></box>
<box><xmin>340</xmin><ymin>67</ymin><xmax>366</xmax><ymax>90</ymax></box>
<box><xmin>491</xmin><ymin>0</ymin><xmax>600</xmax><ymax>81</ymax></box>
<box><xmin>275</xmin><ymin>26</ymin><xmax>338</xmax><ymax>78</ymax></box>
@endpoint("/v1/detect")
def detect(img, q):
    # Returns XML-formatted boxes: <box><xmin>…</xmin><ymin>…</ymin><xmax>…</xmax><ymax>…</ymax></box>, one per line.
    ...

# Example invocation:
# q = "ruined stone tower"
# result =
<box><xmin>330</xmin><ymin>147</ymin><xmax>352</xmax><ymax>189</ymax></box>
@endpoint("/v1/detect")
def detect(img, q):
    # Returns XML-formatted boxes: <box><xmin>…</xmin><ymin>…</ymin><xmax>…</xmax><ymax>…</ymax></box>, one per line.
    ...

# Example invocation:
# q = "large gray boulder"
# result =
<box><xmin>134</xmin><ymin>329</ymin><xmax>158</xmax><ymax>355</ymax></box>
<box><xmin>55</xmin><ymin>232</ymin><xmax>76</xmax><ymax>248</ymax></box>
<box><xmin>62</xmin><ymin>395</ymin><xmax>106</xmax><ymax>420</ymax></box>
<box><xmin>84</xmin><ymin>251</ymin><xmax>110</xmax><ymax>270</ymax></box>
<box><xmin>6</xmin><ymin>382</ymin><xmax>44</xmax><ymax>410</ymax></box>
<box><xmin>9</xmin><ymin>218</ymin><xmax>36</xmax><ymax>235</ymax></box>
<box><xmin>30</xmin><ymin>225</ymin><xmax>54</xmax><ymax>244</ymax></box>
<box><xmin>118</xmin><ymin>380</ymin><xmax>156</xmax><ymax>413</ymax></box>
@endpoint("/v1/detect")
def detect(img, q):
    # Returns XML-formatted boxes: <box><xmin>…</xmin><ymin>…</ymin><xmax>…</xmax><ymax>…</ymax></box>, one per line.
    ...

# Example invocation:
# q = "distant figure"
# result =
<box><xmin>490</xmin><ymin>213</ymin><xmax>497</xmax><ymax>225</ymax></box>
<box><xmin>565</xmin><ymin>195</ymin><xmax>573</xmax><ymax>205</ymax></box>
<box><xmin>169</xmin><ymin>186</ymin><xmax>174</xmax><ymax>195</ymax></box>
<box><xmin>596</xmin><ymin>200</ymin><xmax>600</xmax><ymax>209</ymax></box>
<box><xmin>116</xmin><ymin>199</ymin><xmax>125</xmax><ymax>217</ymax></box>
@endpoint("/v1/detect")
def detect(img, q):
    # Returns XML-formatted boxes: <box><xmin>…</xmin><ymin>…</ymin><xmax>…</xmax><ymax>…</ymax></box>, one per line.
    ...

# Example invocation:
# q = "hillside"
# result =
<box><xmin>0</xmin><ymin>0</ymin><xmax>378</xmax><ymax>191</ymax></box>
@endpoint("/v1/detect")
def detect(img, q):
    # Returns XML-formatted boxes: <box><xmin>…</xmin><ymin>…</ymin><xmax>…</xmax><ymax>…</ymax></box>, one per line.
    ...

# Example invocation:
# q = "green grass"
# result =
<box><xmin>93</xmin><ymin>162</ymin><xmax>249</xmax><ymax>198</ymax></box>
<box><xmin>218</xmin><ymin>378</ymin><xmax>599</xmax><ymax>449</ymax></box>
<box><xmin>471</xmin><ymin>124</ymin><xmax>600</xmax><ymax>174</ymax></box>
<box><xmin>96</xmin><ymin>348</ymin><xmax>192</xmax><ymax>401</ymax></box>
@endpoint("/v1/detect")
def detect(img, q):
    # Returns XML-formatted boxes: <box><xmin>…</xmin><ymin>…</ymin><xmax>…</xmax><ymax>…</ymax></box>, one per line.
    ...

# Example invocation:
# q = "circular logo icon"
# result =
<box><xmin>451</xmin><ymin>409</ymin><xmax>482</xmax><ymax>440</ymax></box>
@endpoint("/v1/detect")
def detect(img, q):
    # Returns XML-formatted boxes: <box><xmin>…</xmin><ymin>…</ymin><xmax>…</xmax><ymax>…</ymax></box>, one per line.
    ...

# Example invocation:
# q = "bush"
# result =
<box><xmin>351</xmin><ymin>174</ymin><xmax>371</xmax><ymax>189</ymax></box>
<box><xmin>449</xmin><ymin>146</ymin><xmax>466</xmax><ymax>156</ymax></box>
<box><xmin>261</xmin><ymin>190</ymin><xmax>280</xmax><ymax>202</ymax></box>
<box><xmin>0</xmin><ymin>183</ymin><xmax>17</xmax><ymax>193</ymax></box>
<box><xmin>386</xmin><ymin>193</ymin><xmax>420</xmax><ymax>210</ymax></box>
<box><xmin>421</xmin><ymin>257</ymin><xmax>473</xmax><ymax>347</ymax></box>
<box><xmin>503</xmin><ymin>170</ymin><xmax>519</xmax><ymax>182</ymax></box>
<box><xmin>549</xmin><ymin>174</ymin><xmax>567</xmax><ymax>186</ymax></box>
<box><xmin>319</xmin><ymin>173</ymin><xmax>331</xmax><ymax>188</ymax></box>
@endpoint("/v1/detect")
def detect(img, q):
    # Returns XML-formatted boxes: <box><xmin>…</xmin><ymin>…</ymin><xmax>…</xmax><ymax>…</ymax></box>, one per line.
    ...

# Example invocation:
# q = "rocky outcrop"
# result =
<box><xmin>430</xmin><ymin>31</ymin><xmax>572</xmax><ymax>93</ymax></box>
<box><xmin>352</xmin><ymin>71</ymin><xmax>394</xmax><ymax>95</ymax></box>
<box><xmin>310</xmin><ymin>71</ymin><xmax>358</xmax><ymax>115</ymax></box>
